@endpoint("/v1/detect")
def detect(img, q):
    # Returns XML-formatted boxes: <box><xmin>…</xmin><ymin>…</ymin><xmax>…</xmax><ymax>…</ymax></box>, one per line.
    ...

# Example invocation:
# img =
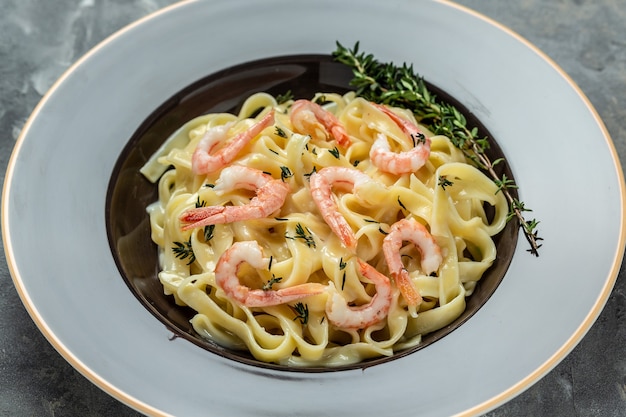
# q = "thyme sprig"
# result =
<box><xmin>292</xmin><ymin>302</ymin><xmax>309</xmax><ymax>325</ymax></box>
<box><xmin>203</xmin><ymin>224</ymin><xmax>215</xmax><ymax>242</ymax></box>
<box><xmin>280</xmin><ymin>166</ymin><xmax>293</xmax><ymax>181</ymax></box>
<box><xmin>438</xmin><ymin>175</ymin><xmax>454</xmax><ymax>190</ymax></box>
<box><xmin>328</xmin><ymin>146</ymin><xmax>341</xmax><ymax>159</ymax></box>
<box><xmin>285</xmin><ymin>223</ymin><xmax>316</xmax><ymax>248</ymax></box>
<box><xmin>263</xmin><ymin>275</ymin><xmax>282</xmax><ymax>291</ymax></box>
<box><xmin>276</xmin><ymin>90</ymin><xmax>294</xmax><ymax>105</ymax></box>
<box><xmin>339</xmin><ymin>257</ymin><xmax>347</xmax><ymax>290</ymax></box>
<box><xmin>172</xmin><ymin>238</ymin><xmax>195</xmax><ymax>265</ymax></box>
<box><xmin>332</xmin><ymin>41</ymin><xmax>542</xmax><ymax>256</ymax></box>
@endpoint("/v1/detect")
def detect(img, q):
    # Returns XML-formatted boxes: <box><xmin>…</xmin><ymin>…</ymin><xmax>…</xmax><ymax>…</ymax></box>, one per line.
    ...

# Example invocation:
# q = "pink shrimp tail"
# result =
<box><xmin>245</xmin><ymin>283</ymin><xmax>327</xmax><ymax>307</ymax></box>
<box><xmin>393</xmin><ymin>270</ymin><xmax>422</xmax><ymax>307</ymax></box>
<box><xmin>330</xmin><ymin>124</ymin><xmax>350</xmax><ymax>147</ymax></box>
<box><xmin>179</xmin><ymin>206</ymin><xmax>227</xmax><ymax>230</ymax></box>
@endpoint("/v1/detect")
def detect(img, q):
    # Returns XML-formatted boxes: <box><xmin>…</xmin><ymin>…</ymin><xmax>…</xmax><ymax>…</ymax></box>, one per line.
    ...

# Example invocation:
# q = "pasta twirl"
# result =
<box><xmin>141</xmin><ymin>91</ymin><xmax>508</xmax><ymax>366</ymax></box>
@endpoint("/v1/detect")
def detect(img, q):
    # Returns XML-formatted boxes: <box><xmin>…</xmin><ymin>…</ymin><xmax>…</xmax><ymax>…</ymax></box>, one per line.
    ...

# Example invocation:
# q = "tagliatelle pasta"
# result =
<box><xmin>140</xmin><ymin>91</ymin><xmax>508</xmax><ymax>366</ymax></box>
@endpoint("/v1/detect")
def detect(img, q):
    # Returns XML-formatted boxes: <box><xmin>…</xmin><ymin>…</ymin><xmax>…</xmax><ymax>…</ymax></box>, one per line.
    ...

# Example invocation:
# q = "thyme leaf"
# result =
<box><xmin>339</xmin><ymin>258</ymin><xmax>348</xmax><ymax>290</ymax></box>
<box><xmin>332</xmin><ymin>41</ymin><xmax>542</xmax><ymax>256</ymax></box>
<box><xmin>304</xmin><ymin>166</ymin><xmax>317</xmax><ymax>181</ymax></box>
<box><xmin>438</xmin><ymin>175</ymin><xmax>454</xmax><ymax>190</ymax></box>
<box><xmin>263</xmin><ymin>274</ymin><xmax>282</xmax><ymax>291</ymax></box>
<box><xmin>172</xmin><ymin>238</ymin><xmax>195</xmax><ymax>265</ymax></box>
<box><xmin>203</xmin><ymin>224</ymin><xmax>215</xmax><ymax>242</ymax></box>
<box><xmin>328</xmin><ymin>146</ymin><xmax>341</xmax><ymax>159</ymax></box>
<box><xmin>285</xmin><ymin>223</ymin><xmax>316</xmax><ymax>248</ymax></box>
<box><xmin>276</xmin><ymin>90</ymin><xmax>294</xmax><ymax>104</ymax></box>
<box><xmin>292</xmin><ymin>302</ymin><xmax>309</xmax><ymax>325</ymax></box>
<box><xmin>280</xmin><ymin>166</ymin><xmax>293</xmax><ymax>181</ymax></box>
<box><xmin>494</xmin><ymin>174</ymin><xmax>518</xmax><ymax>194</ymax></box>
<box><xmin>275</xmin><ymin>126</ymin><xmax>288</xmax><ymax>138</ymax></box>
<box><xmin>339</xmin><ymin>257</ymin><xmax>347</xmax><ymax>270</ymax></box>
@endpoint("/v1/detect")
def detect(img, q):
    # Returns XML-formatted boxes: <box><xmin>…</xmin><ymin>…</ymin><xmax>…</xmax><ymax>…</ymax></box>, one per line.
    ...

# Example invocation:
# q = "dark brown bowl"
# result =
<box><xmin>106</xmin><ymin>54</ymin><xmax>518</xmax><ymax>372</ymax></box>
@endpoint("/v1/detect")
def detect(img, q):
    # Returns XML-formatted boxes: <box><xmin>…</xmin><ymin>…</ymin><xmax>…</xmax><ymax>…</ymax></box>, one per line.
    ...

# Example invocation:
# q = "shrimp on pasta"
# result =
<box><xmin>142</xmin><ymin>92</ymin><xmax>508</xmax><ymax>366</ymax></box>
<box><xmin>179</xmin><ymin>166</ymin><xmax>289</xmax><ymax>229</ymax></box>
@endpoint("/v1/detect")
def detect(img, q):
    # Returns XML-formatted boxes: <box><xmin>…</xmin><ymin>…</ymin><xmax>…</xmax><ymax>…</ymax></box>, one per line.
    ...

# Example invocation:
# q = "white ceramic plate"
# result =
<box><xmin>3</xmin><ymin>1</ymin><xmax>625</xmax><ymax>416</ymax></box>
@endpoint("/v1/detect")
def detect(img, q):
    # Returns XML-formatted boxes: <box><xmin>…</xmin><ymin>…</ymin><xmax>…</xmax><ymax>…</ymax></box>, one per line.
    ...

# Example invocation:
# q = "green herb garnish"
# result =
<box><xmin>293</xmin><ymin>302</ymin><xmax>309</xmax><ymax>325</ymax></box>
<box><xmin>276</xmin><ymin>90</ymin><xmax>294</xmax><ymax>104</ymax></box>
<box><xmin>203</xmin><ymin>224</ymin><xmax>215</xmax><ymax>242</ymax></box>
<box><xmin>332</xmin><ymin>41</ymin><xmax>542</xmax><ymax>255</ymax></box>
<box><xmin>263</xmin><ymin>275</ymin><xmax>282</xmax><ymax>291</ymax></box>
<box><xmin>275</xmin><ymin>126</ymin><xmax>288</xmax><ymax>138</ymax></box>
<box><xmin>438</xmin><ymin>175</ymin><xmax>454</xmax><ymax>190</ymax></box>
<box><xmin>328</xmin><ymin>146</ymin><xmax>341</xmax><ymax>159</ymax></box>
<box><xmin>280</xmin><ymin>166</ymin><xmax>293</xmax><ymax>181</ymax></box>
<box><xmin>304</xmin><ymin>166</ymin><xmax>317</xmax><ymax>181</ymax></box>
<box><xmin>172</xmin><ymin>238</ymin><xmax>196</xmax><ymax>265</ymax></box>
<box><xmin>285</xmin><ymin>223</ymin><xmax>316</xmax><ymax>248</ymax></box>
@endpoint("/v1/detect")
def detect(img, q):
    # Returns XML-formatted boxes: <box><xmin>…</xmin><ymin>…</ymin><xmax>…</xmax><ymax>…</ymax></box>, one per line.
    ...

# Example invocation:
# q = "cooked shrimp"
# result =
<box><xmin>309</xmin><ymin>166</ymin><xmax>373</xmax><ymax>250</ymax></box>
<box><xmin>215</xmin><ymin>241</ymin><xmax>326</xmax><ymax>307</ymax></box>
<box><xmin>192</xmin><ymin>110</ymin><xmax>275</xmax><ymax>175</ymax></box>
<box><xmin>369</xmin><ymin>103</ymin><xmax>431</xmax><ymax>175</ymax></box>
<box><xmin>325</xmin><ymin>259</ymin><xmax>392</xmax><ymax>330</ymax></box>
<box><xmin>180</xmin><ymin>166</ymin><xmax>289</xmax><ymax>230</ymax></box>
<box><xmin>290</xmin><ymin>99</ymin><xmax>350</xmax><ymax>147</ymax></box>
<box><xmin>383</xmin><ymin>218</ymin><xmax>443</xmax><ymax>306</ymax></box>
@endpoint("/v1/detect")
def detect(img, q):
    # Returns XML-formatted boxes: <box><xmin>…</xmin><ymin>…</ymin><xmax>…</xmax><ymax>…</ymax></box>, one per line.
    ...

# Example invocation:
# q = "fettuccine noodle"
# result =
<box><xmin>141</xmin><ymin>91</ymin><xmax>508</xmax><ymax>366</ymax></box>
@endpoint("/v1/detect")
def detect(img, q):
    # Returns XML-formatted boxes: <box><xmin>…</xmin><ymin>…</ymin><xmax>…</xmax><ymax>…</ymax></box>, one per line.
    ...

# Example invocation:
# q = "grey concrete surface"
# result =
<box><xmin>1</xmin><ymin>1</ymin><xmax>624</xmax><ymax>416</ymax></box>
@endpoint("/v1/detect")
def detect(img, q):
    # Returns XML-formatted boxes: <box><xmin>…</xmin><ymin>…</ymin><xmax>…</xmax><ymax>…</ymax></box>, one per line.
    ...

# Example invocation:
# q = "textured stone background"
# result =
<box><xmin>1</xmin><ymin>1</ymin><xmax>624</xmax><ymax>416</ymax></box>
